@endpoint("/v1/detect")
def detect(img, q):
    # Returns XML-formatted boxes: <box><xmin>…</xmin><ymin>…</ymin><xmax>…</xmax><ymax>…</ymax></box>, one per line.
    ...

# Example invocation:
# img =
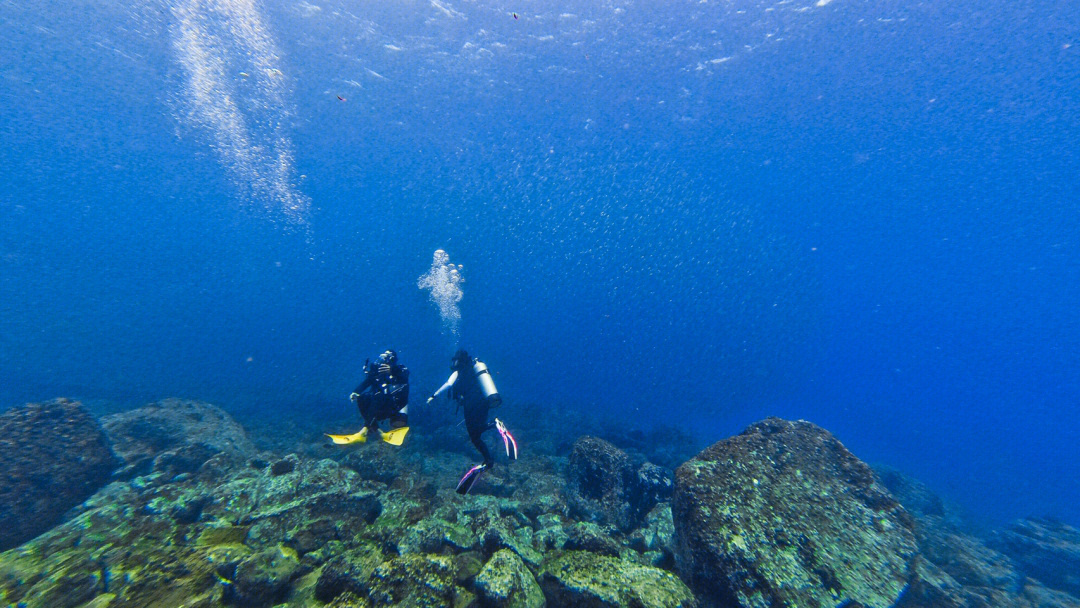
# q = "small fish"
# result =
<box><xmin>239</xmin><ymin>71</ymin><xmax>250</xmax><ymax>77</ymax></box>
<box><xmin>337</xmin><ymin>95</ymin><xmax>346</xmax><ymax>101</ymax></box>
<box><xmin>512</xmin><ymin>12</ymin><xmax>518</xmax><ymax>19</ymax></box>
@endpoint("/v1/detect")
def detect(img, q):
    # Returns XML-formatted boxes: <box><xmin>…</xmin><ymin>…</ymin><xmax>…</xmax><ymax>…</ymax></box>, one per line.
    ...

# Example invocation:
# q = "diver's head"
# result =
<box><xmin>451</xmin><ymin>349</ymin><xmax>470</xmax><ymax>371</ymax></box>
<box><xmin>380</xmin><ymin>349</ymin><xmax>398</xmax><ymax>364</ymax></box>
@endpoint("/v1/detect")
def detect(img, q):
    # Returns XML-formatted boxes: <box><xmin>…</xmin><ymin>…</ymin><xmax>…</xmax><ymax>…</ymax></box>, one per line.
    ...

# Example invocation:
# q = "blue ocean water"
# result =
<box><xmin>1</xmin><ymin>0</ymin><xmax>1077</xmax><ymax>526</ymax></box>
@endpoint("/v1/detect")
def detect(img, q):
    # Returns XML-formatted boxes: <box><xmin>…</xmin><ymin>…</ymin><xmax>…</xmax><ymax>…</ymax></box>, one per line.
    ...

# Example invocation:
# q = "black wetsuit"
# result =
<box><xmin>451</xmin><ymin>366</ymin><xmax>495</xmax><ymax>466</ymax></box>
<box><xmin>354</xmin><ymin>361</ymin><xmax>409</xmax><ymax>430</ymax></box>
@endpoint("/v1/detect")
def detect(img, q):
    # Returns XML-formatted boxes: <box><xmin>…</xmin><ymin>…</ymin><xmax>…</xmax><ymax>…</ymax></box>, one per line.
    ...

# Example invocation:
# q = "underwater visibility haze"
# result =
<box><xmin>2</xmin><ymin>0</ymin><xmax>1080</xmax><ymax>602</ymax></box>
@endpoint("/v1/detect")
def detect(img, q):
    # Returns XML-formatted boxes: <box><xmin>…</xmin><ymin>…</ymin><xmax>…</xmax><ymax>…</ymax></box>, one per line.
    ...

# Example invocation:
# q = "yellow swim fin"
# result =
<box><xmin>326</xmin><ymin>427</ymin><xmax>368</xmax><ymax>445</ymax></box>
<box><xmin>381</xmin><ymin>426</ymin><xmax>409</xmax><ymax>446</ymax></box>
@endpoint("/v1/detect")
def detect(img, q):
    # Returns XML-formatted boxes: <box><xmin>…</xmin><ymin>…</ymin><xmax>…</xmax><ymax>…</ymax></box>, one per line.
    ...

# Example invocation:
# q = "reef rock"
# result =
<box><xmin>366</xmin><ymin>554</ymin><xmax>464</xmax><ymax>606</ymax></box>
<box><xmin>629</xmin><ymin>503</ymin><xmax>677</xmax><ymax>568</ymax></box>
<box><xmin>875</xmin><ymin>465</ymin><xmax>947</xmax><ymax>519</ymax></box>
<box><xmin>538</xmin><ymin>550</ymin><xmax>697</xmax><ymax>607</ymax></box>
<box><xmin>990</xmin><ymin>518</ymin><xmax>1080</xmax><ymax>596</ymax></box>
<box><xmin>921</xmin><ymin>528</ymin><xmax>1023</xmax><ymax>592</ymax></box>
<box><xmin>0</xmin><ymin>398</ymin><xmax>117</xmax><ymax>550</ymax></box>
<box><xmin>568</xmin><ymin>436</ymin><xmax>672</xmax><ymax>531</ymax></box>
<box><xmin>475</xmin><ymin>549</ymin><xmax>545</xmax><ymax>608</ymax></box>
<box><xmin>314</xmin><ymin>542</ymin><xmax>384</xmax><ymax>602</ymax></box>
<box><xmin>102</xmin><ymin>398</ymin><xmax>256</xmax><ymax>477</ymax></box>
<box><xmin>228</xmin><ymin>545</ymin><xmax>300</xmax><ymax>606</ymax></box>
<box><xmin>672</xmin><ymin>417</ymin><xmax>917</xmax><ymax>608</ymax></box>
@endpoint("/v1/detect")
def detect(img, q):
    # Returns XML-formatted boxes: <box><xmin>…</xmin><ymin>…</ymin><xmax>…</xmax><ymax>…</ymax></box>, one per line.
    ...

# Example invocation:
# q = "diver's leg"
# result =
<box><xmin>464</xmin><ymin>403</ymin><xmax>494</xmax><ymax>466</ymax></box>
<box><xmin>389</xmin><ymin>408</ymin><xmax>408</xmax><ymax>429</ymax></box>
<box><xmin>356</xmin><ymin>394</ymin><xmax>377</xmax><ymax>430</ymax></box>
<box><xmin>389</xmin><ymin>394</ymin><xmax>408</xmax><ymax>429</ymax></box>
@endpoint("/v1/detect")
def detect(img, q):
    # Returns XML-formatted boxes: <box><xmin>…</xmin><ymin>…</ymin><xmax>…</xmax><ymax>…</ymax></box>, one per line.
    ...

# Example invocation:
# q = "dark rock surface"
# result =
<box><xmin>314</xmin><ymin>544</ymin><xmax>384</xmax><ymax>602</ymax></box>
<box><xmin>229</xmin><ymin>546</ymin><xmax>300</xmax><ymax>606</ymax></box>
<box><xmin>875</xmin><ymin>465</ymin><xmax>947</xmax><ymax>519</ymax></box>
<box><xmin>672</xmin><ymin>417</ymin><xmax>917</xmax><ymax>608</ymax></box>
<box><xmin>990</xmin><ymin>518</ymin><xmax>1080</xmax><ymax>597</ymax></box>
<box><xmin>102</xmin><ymin>398</ymin><xmax>257</xmax><ymax>477</ymax></box>
<box><xmin>0</xmin><ymin>398</ymin><xmax>117</xmax><ymax>550</ymax></box>
<box><xmin>871</xmin><ymin>469</ymin><xmax>1080</xmax><ymax>608</ymax></box>
<box><xmin>568</xmin><ymin>436</ymin><xmax>672</xmax><ymax>531</ymax></box>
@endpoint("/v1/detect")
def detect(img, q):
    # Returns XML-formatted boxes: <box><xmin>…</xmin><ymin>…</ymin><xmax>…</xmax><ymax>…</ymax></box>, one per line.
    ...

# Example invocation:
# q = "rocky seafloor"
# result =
<box><xmin>1</xmin><ymin>398</ymin><xmax>1079</xmax><ymax>608</ymax></box>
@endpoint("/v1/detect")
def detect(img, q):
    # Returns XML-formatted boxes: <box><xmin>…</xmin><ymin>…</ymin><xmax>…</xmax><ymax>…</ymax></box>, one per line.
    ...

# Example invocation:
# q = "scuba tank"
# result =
<box><xmin>473</xmin><ymin>360</ymin><xmax>502</xmax><ymax>407</ymax></box>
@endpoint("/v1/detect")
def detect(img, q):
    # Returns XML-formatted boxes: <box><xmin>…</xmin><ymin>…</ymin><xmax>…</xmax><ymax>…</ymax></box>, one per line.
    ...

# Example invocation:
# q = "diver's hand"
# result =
<box><xmin>350</xmin><ymin>392</ymin><xmax>360</xmax><ymax>402</ymax></box>
<box><xmin>427</xmin><ymin>395</ymin><xmax>435</xmax><ymax>405</ymax></box>
<box><xmin>379</xmin><ymin>363</ymin><xmax>391</xmax><ymax>374</ymax></box>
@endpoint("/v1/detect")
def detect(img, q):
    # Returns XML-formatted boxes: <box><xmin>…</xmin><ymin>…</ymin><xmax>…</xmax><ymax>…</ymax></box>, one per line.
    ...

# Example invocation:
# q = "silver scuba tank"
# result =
<box><xmin>473</xmin><ymin>360</ymin><xmax>502</xmax><ymax>407</ymax></box>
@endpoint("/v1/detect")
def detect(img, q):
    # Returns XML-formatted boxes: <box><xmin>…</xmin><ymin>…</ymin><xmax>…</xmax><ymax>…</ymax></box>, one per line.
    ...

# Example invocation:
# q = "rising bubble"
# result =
<box><xmin>418</xmin><ymin>249</ymin><xmax>465</xmax><ymax>338</ymax></box>
<box><xmin>169</xmin><ymin>0</ymin><xmax>309</xmax><ymax>227</ymax></box>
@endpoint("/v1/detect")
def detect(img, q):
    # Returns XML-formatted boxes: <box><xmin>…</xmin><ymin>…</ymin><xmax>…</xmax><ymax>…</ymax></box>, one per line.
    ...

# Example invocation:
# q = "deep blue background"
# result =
<box><xmin>2</xmin><ymin>0</ymin><xmax>1078</xmax><ymax>525</ymax></box>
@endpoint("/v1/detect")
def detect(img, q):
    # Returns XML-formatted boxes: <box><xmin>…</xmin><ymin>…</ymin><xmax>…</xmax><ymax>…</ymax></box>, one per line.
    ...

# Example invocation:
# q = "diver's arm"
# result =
<box><xmin>428</xmin><ymin>371</ymin><xmax>459</xmax><ymax>402</ymax></box>
<box><xmin>352</xmin><ymin>365</ymin><xmax>376</xmax><ymax>398</ymax></box>
<box><xmin>355</xmin><ymin>375</ymin><xmax>374</xmax><ymax>394</ymax></box>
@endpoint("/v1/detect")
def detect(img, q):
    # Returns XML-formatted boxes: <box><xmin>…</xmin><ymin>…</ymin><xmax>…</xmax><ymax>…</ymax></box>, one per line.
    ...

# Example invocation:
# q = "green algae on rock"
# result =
<box><xmin>672</xmin><ymin>417</ymin><xmax>917</xmax><ymax>608</ymax></box>
<box><xmin>398</xmin><ymin>517</ymin><xmax>480</xmax><ymax>555</ymax></box>
<box><xmin>365</xmin><ymin>554</ymin><xmax>465</xmax><ymax>606</ymax></box>
<box><xmin>228</xmin><ymin>545</ymin><xmax>300</xmax><ymax>605</ymax></box>
<box><xmin>538</xmin><ymin>550</ymin><xmax>697</xmax><ymax>608</ymax></box>
<box><xmin>314</xmin><ymin>542</ymin><xmax>385</xmax><ymax>603</ymax></box>
<box><xmin>475</xmin><ymin>549</ymin><xmax>545</xmax><ymax>608</ymax></box>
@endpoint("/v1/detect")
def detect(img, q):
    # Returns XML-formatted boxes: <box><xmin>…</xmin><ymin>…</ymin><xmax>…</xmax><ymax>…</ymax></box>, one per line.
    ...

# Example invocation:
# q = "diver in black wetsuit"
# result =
<box><xmin>327</xmin><ymin>349</ymin><xmax>411</xmax><ymax>446</ymax></box>
<box><xmin>428</xmin><ymin>349</ymin><xmax>517</xmax><ymax>494</ymax></box>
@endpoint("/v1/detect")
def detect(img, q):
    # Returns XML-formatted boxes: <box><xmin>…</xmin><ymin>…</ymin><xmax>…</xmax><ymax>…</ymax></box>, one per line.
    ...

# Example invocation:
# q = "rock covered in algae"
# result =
<box><xmin>564</xmin><ymin>522</ymin><xmax>622</xmax><ymax>557</ymax></box>
<box><xmin>0</xmin><ymin>398</ymin><xmax>117</xmax><ymax>550</ymax></box>
<box><xmin>672</xmin><ymin>417</ymin><xmax>917</xmax><ymax>608</ymax></box>
<box><xmin>228</xmin><ymin>544</ymin><xmax>300</xmax><ymax>605</ymax></box>
<box><xmin>567</xmin><ymin>436</ymin><xmax>671</xmax><ymax>532</ymax></box>
<box><xmin>474</xmin><ymin>549</ymin><xmax>545</xmax><ymax>608</ymax></box>
<box><xmin>0</xmin><ymin>449</ymin><xmax>387</xmax><ymax>608</ymax></box>
<box><xmin>537</xmin><ymin>550</ymin><xmax>697</xmax><ymax>607</ymax></box>
<box><xmin>365</xmin><ymin>553</ymin><xmax>467</xmax><ymax>606</ymax></box>
<box><xmin>102</xmin><ymin>398</ymin><xmax>256</xmax><ymax>477</ymax></box>
<box><xmin>315</xmin><ymin>542</ymin><xmax>385</xmax><ymax>602</ymax></box>
<box><xmin>398</xmin><ymin>517</ymin><xmax>480</xmax><ymax>555</ymax></box>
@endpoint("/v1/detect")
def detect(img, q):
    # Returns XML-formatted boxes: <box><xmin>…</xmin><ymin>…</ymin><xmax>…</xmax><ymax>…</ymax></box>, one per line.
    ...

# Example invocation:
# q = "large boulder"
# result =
<box><xmin>228</xmin><ymin>545</ymin><xmax>300</xmax><ymax>606</ymax></box>
<box><xmin>672</xmin><ymin>417</ymin><xmax>917</xmax><ymax>608</ymax></box>
<box><xmin>568</xmin><ymin>436</ymin><xmax>673</xmax><ymax>531</ymax></box>
<box><xmin>475</xmin><ymin>549</ymin><xmax>545</xmax><ymax>608</ymax></box>
<box><xmin>538</xmin><ymin>550</ymin><xmax>697</xmax><ymax>607</ymax></box>
<box><xmin>101</xmin><ymin>398</ymin><xmax>256</xmax><ymax>477</ymax></box>
<box><xmin>314</xmin><ymin>543</ymin><xmax>385</xmax><ymax>602</ymax></box>
<box><xmin>990</xmin><ymin>518</ymin><xmax>1080</xmax><ymax>596</ymax></box>
<box><xmin>0</xmin><ymin>398</ymin><xmax>117</xmax><ymax>550</ymax></box>
<box><xmin>365</xmin><ymin>554</ymin><xmax>464</xmax><ymax>606</ymax></box>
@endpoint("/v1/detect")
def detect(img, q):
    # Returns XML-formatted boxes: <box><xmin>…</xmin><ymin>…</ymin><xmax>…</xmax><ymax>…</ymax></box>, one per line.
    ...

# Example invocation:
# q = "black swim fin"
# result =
<box><xmin>455</xmin><ymin>463</ymin><xmax>487</xmax><ymax>495</ymax></box>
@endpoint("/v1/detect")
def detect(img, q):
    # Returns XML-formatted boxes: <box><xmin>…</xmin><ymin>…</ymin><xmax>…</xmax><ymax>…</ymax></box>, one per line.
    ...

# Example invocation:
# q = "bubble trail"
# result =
<box><xmin>169</xmin><ymin>0</ymin><xmax>309</xmax><ymax>227</ymax></box>
<box><xmin>418</xmin><ymin>249</ymin><xmax>465</xmax><ymax>338</ymax></box>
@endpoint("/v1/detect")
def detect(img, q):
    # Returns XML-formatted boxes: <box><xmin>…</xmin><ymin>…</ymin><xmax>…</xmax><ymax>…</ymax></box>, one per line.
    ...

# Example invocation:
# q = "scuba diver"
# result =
<box><xmin>428</xmin><ymin>349</ymin><xmax>517</xmax><ymax>494</ymax></box>
<box><xmin>326</xmin><ymin>349</ymin><xmax>410</xmax><ymax>446</ymax></box>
